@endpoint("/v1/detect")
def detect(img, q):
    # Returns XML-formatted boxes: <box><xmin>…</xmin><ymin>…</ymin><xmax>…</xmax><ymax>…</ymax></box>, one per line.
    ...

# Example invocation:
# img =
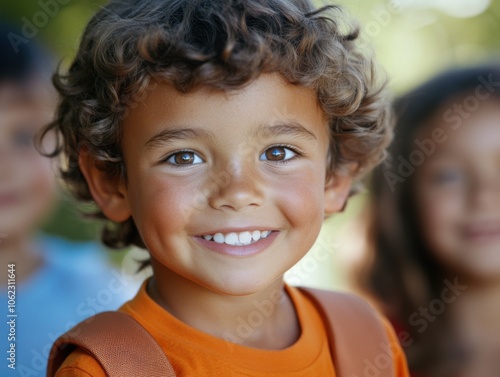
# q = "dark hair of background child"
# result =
<box><xmin>0</xmin><ymin>21</ymin><xmax>52</xmax><ymax>84</ymax></box>
<box><xmin>357</xmin><ymin>64</ymin><xmax>500</xmax><ymax>376</ymax></box>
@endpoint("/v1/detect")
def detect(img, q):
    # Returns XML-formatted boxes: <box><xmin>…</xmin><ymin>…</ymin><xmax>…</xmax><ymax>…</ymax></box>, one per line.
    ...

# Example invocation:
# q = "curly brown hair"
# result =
<box><xmin>39</xmin><ymin>0</ymin><xmax>392</xmax><ymax>251</ymax></box>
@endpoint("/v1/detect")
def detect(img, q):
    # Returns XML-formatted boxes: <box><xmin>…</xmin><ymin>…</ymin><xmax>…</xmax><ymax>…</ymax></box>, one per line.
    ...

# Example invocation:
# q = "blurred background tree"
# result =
<box><xmin>346</xmin><ymin>0</ymin><xmax>500</xmax><ymax>92</ymax></box>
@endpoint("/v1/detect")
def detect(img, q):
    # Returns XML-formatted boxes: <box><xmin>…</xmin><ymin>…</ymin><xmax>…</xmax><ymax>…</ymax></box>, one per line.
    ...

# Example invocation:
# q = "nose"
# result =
<box><xmin>208</xmin><ymin>162</ymin><xmax>264</xmax><ymax>211</ymax></box>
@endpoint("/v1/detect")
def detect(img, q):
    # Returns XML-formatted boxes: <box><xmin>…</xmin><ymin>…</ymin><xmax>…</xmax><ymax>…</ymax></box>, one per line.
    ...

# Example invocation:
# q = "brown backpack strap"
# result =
<box><xmin>47</xmin><ymin>311</ymin><xmax>176</xmax><ymax>377</ymax></box>
<box><xmin>299</xmin><ymin>287</ymin><xmax>395</xmax><ymax>377</ymax></box>
<box><xmin>47</xmin><ymin>292</ymin><xmax>394</xmax><ymax>377</ymax></box>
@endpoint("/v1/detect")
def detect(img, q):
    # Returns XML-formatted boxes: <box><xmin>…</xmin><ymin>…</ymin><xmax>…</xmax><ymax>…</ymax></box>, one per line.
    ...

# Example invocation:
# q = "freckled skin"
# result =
<box><xmin>119</xmin><ymin>74</ymin><xmax>347</xmax><ymax>296</ymax></box>
<box><xmin>82</xmin><ymin>74</ymin><xmax>352</xmax><ymax>348</ymax></box>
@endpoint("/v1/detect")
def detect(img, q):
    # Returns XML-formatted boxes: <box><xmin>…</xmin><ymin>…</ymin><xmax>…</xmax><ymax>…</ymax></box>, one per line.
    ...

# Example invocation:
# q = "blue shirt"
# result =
<box><xmin>1</xmin><ymin>235</ymin><xmax>138</xmax><ymax>377</ymax></box>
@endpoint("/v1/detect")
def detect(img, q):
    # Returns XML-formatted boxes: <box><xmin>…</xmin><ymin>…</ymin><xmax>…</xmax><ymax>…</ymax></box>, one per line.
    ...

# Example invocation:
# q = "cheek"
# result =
<box><xmin>28</xmin><ymin>157</ymin><xmax>58</xmax><ymax>214</ymax></box>
<box><xmin>272</xmin><ymin>169</ymin><xmax>326</xmax><ymax>228</ymax></box>
<box><xmin>128</xmin><ymin>173</ymin><xmax>198</xmax><ymax>242</ymax></box>
<box><xmin>420</xmin><ymin>194</ymin><xmax>460</xmax><ymax>225</ymax></box>
<box><xmin>6</xmin><ymin>155</ymin><xmax>58</xmax><ymax>233</ymax></box>
<box><xmin>14</xmin><ymin>151</ymin><xmax>55</xmax><ymax>194</ymax></box>
<box><xmin>417</xmin><ymin>187</ymin><xmax>465</xmax><ymax>255</ymax></box>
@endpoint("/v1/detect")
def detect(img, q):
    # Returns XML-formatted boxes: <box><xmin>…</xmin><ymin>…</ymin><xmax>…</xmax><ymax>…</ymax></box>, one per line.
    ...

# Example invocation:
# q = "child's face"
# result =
<box><xmin>87</xmin><ymin>74</ymin><xmax>351</xmax><ymax>295</ymax></box>
<box><xmin>414</xmin><ymin>99</ymin><xmax>500</xmax><ymax>281</ymax></box>
<box><xmin>0</xmin><ymin>84</ymin><xmax>58</xmax><ymax>239</ymax></box>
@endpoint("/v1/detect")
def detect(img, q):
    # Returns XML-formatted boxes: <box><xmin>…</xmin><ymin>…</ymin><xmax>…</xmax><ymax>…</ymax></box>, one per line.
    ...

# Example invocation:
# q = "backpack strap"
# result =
<box><xmin>47</xmin><ymin>311</ymin><xmax>176</xmax><ymax>377</ymax></box>
<box><xmin>48</xmin><ymin>290</ymin><xmax>395</xmax><ymax>377</ymax></box>
<box><xmin>299</xmin><ymin>287</ymin><xmax>395</xmax><ymax>377</ymax></box>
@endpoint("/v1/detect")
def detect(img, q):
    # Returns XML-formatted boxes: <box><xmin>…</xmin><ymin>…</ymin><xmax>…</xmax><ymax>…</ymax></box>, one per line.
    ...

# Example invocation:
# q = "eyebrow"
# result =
<box><xmin>145</xmin><ymin>127</ymin><xmax>215</xmax><ymax>149</ymax></box>
<box><xmin>255</xmin><ymin>122</ymin><xmax>317</xmax><ymax>141</ymax></box>
<box><xmin>144</xmin><ymin>121</ymin><xmax>317</xmax><ymax>149</ymax></box>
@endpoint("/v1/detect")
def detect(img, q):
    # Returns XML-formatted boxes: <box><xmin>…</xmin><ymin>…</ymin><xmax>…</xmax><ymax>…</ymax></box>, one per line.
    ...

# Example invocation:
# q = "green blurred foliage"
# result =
<box><xmin>338</xmin><ymin>0</ymin><xmax>500</xmax><ymax>92</ymax></box>
<box><xmin>1</xmin><ymin>0</ymin><xmax>105</xmax><ymax>60</ymax></box>
<box><xmin>1</xmin><ymin>0</ymin><xmax>499</xmax><ymax>242</ymax></box>
<box><xmin>42</xmin><ymin>192</ymin><xmax>101</xmax><ymax>241</ymax></box>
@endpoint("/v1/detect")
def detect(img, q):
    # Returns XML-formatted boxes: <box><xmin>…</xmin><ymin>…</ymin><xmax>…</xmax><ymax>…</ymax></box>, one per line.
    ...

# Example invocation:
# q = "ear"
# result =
<box><xmin>78</xmin><ymin>152</ymin><xmax>131</xmax><ymax>222</ymax></box>
<box><xmin>324</xmin><ymin>170</ymin><xmax>354</xmax><ymax>215</ymax></box>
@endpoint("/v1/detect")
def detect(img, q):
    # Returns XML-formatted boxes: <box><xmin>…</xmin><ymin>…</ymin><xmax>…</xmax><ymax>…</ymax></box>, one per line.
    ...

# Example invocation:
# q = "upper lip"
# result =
<box><xmin>462</xmin><ymin>221</ymin><xmax>500</xmax><ymax>237</ymax></box>
<box><xmin>195</xmin><ymin>227</ymin><xmax>276</xmax><ymax>236</ymax></box>
<box><xmin>0</xmin><ymin>192</ymin><xmax>21</xmax><ymax>201</ymax></box>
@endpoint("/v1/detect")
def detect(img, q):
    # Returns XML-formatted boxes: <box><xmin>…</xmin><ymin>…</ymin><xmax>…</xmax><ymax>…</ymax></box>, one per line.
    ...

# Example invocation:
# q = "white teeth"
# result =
<box><xmin>251</xmin><ymin>230</ymin><xmax>261</xmax><ymax>241</ymax></box>
<box><xmin>225</xmin><ymin>233</ymin><xmax>239</xmax><ymax>246</ymax></box>
<box><xmin>213</xmin><ymin>233</ymin><xmax>225</xmax><ymax>243</ymax></box>
<box><xmin>202</xmin><ymin>230</ymin><xmax>272</xmax><ymax>246</ymax></box>
<box><xmin>239</xmin><ymin>231</ymin><xmax>252</xmax><ymax>244</ymax></box>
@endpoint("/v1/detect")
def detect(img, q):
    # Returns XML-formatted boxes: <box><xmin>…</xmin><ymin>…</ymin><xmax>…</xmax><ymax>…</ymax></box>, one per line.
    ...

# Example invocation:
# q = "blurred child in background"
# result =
<box><xmin>0</xmin><ymin>22</ymin><xmax>134</xmax><ymax>376</ymax></box>
<box><xmin>358</xmin><ymin>65</ymin><xmax>500</xmax><ymax>377</ymax></box>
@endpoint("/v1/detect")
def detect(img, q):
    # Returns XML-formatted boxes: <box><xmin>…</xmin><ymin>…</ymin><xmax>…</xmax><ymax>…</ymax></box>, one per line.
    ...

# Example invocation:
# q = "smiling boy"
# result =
<box><xmin>111</xmin><ymin>75</ymin><xmax>336</xmax><ymax>299</ymax></box>
<box><xmin>43</xmin><ymin>0</ymin><xmax>409</xmax><ymax>375</ymax></box>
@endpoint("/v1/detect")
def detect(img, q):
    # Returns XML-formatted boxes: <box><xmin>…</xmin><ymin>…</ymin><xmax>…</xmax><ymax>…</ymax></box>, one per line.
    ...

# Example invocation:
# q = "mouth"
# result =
<box><xmin>463</xmin><ymin>222</ymin><xmax>500</xmax><ymax>243</ymax></box>
<box><xmin>199</xmin><ymin>230</ymin><xmax>273</xmax><ymax>246</ymax></box>
<box><xmin>0</xmin><ymin>192</ymin><xmax>22</xmax><ymax>207</ymax></box>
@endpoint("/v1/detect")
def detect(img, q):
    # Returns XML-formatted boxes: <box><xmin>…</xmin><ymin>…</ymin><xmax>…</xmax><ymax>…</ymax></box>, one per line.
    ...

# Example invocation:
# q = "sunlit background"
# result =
<box><xmin>3</xmin><ymin>0</ymin><xmax>499</xmax><ymax>92</ymax></box>
<box><xmin>1</xmin><ymin>0</ymin><xmax>499</xmax><ymax>286</ymax></box>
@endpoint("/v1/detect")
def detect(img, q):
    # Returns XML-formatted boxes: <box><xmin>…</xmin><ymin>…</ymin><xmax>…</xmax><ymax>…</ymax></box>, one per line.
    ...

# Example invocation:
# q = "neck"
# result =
<box><xmin>450</xmin><ymin>277</ymin><xmax>500</xmax><ymax>376</ymax></box>
<box><xmin>148</xmin><ymin>264</ymin><xmax>300</xmax><ymax>350</ymax></box>
<box><xmin>452</xmin><ymin>276</ymin><xmax>500</xmax><ymax>337</ymax></box>
<box><xmin>0</xmin><ymin>233</ymin><xmax>44</xmax><ymax>285</ymax></box>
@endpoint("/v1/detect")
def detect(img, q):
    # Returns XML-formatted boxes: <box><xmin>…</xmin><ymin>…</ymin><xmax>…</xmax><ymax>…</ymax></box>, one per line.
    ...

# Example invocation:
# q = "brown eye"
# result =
<box><xmin>266</xmin><ymin>147</ymin><xmax>286</xmax><ymax>161</ymax></box>
<box><xmin>13</xmin><ymin>129</ymin><xmax>35</xmax><ymax>149</ymax></box>
<box><xmin>260</xmin><ymin>146</ymin><xmax>297</xmax><ymax>162</ymax></box>
<box><xmin>167</xmin><ymin>151</ymin><xmax>203</xmax><ymax>165</ymax></box>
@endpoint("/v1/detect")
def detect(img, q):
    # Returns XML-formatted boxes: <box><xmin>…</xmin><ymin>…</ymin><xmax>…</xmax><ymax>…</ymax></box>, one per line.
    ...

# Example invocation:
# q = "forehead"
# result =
<box><xmin>420</xmin><ymin>97</ymin><xmax>500</xmax><ymax>158</ymax></box>
<box><xmin>121</xmin><ymin>73</ymin><xmax>328</xmax><ymax>141</ymax></box>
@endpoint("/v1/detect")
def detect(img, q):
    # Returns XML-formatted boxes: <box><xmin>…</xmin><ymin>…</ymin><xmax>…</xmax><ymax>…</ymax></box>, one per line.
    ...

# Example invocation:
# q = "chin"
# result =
<box><xmin>204</xmin><ymin>277</ymin><xmax>282</xmax><ymax>297</ymax></box>
<box><xmin>451</xmin><ymin>262</ymin><xmax>500</xmax><ymax>285</ymax></box>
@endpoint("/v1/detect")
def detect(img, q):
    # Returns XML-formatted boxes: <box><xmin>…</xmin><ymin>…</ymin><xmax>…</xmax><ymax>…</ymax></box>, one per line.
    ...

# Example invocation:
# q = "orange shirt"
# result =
<box><xmin>56</xmin><ymin>281</ymin><xmax>409</xmax><ymax>376</ymax></box>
